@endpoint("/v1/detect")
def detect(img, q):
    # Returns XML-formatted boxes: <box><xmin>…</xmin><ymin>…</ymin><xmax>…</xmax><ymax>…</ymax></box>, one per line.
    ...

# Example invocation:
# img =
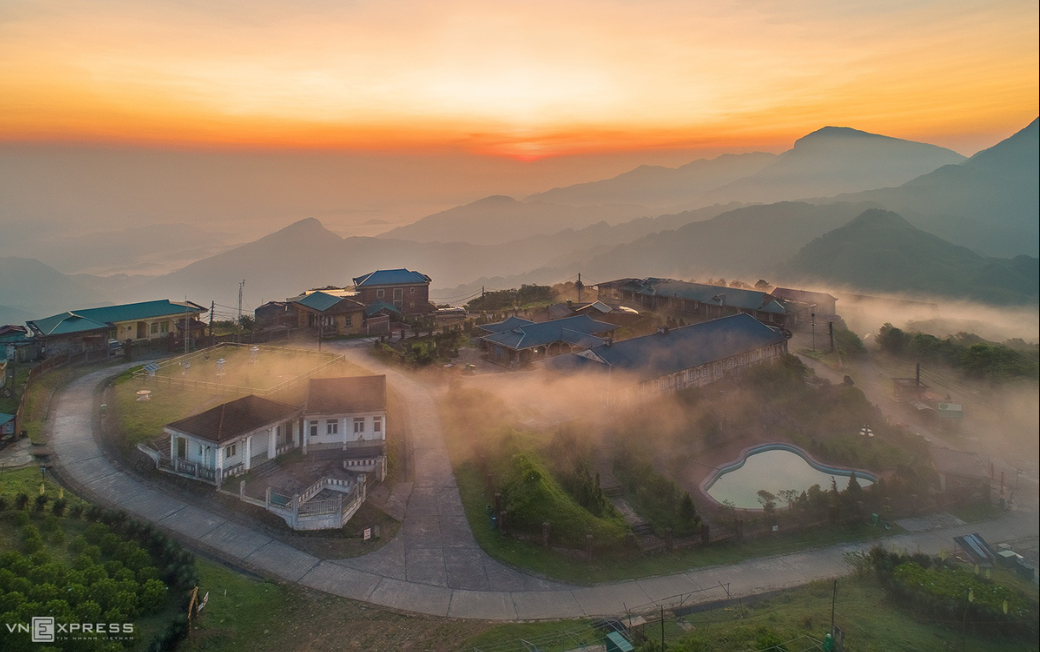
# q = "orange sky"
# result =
<box><xmin>1</xmin><ymin>0</ymin><xmax>1037</xmax><ymax>157</ymax></box>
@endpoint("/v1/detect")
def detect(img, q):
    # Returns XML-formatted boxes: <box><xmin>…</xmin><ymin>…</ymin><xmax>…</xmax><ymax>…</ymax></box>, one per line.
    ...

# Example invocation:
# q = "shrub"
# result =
<box><xmin>14</xmin><ymin>492</ymin><xmax>29</xmax><ymax>510</ymax></box>
<box><xmin>51</xmin><ymin>498</ymin><xmax>67</xmax><ymax>517</ymax></box>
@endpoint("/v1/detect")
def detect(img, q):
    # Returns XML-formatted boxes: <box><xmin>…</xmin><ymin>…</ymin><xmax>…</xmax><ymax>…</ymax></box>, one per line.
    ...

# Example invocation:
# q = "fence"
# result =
<box><xmin>12</xmin><ymin>352</ymin><xmax>71</xmax><ymax>439</ymax></box>
<box><xmin>130</xmin><ymin>342</ymin><xmax>344</xmax><ymax>398</ymax></box>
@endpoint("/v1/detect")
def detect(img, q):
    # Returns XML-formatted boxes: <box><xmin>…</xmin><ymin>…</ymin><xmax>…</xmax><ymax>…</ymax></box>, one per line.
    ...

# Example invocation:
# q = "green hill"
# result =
<box><xmin>784</xmin><ymin>209</ymin><xmax>1039</xmax><ymax>304</ymax></box>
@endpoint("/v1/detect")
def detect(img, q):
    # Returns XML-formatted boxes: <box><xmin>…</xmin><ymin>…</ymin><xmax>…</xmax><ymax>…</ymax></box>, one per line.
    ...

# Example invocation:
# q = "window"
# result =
<box><xmin>354</xmin><ymin>418</ymin><xmax>365</xmax><ymax>434</ymax></box>
<box><xmin>198</xmin><ymin>444</ymin><xmax>203</xmax><ymax>455</ymax></box>
<box><xmin>150</xmin><ymin>323</ymin><xmax>159</xmax><ymax>335</ymax></box>
<box><xmin>373</xmin><ymin>417</ymin><xmax>382</xmax><ymax>433</ymax></box>
<box><xmin>309</xmin><ymin>420</ymin><xmax>319</xmax><ymax>437</ymax></box>
<box><xmin>160</xmin><ymin>321</ymin><xmax>169</xmax><ymax>334</ymax></box>
<box><xmin>410</xmin><ymin>287</ymin><xmax>415</xmax><ymax>294</ymax></box>
<box><xmin>393</xmin><ymin>288</ymin><xmax>403</xmax><ymax>300</ymax></box>
<box><xmin>327</xmin><ymin>420</ymin><xmax>338</xmax><ymax>435</ymax></box>
<box><xmin>376</xmin><ymin>289</ymin><xmax>385</xmax><ymax>299</ymax></box>
<box><xmin>344</xmin><ymin>315</ymin><xmax>352</xmax><ymax>327</ymax></box>
<box><xmin>225</xmin><ymin>443</ymin><xmax>237</xmax><ymax>458</ymax></box>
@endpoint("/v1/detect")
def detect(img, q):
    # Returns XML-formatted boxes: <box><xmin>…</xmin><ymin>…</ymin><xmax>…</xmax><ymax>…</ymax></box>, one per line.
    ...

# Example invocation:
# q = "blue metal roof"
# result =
<box><xmin>642</xmin><ymin>281</ymin><xmax>791</xmax><ymax>315</ymax></box>
<box><xmin>70</xmin><ymin>300</ymin><xmax>204</xmax><ymax>323</ymax></box>
<box><xmin>294</xmin><ymin>291</ymin><xmax>344</xmax><ymax>312</ymax></box>
<box><xmin>364</xmin><ymin>301</ymin><xmax>402</xmax><ymax>317</ymax></box>
<box><xmin>481</xmin><ymin>314</ymin><xmax>616</xmax><ymax>351</ymax></box>
<box><xmin>353</xmin><ymin>269</ymin><xmax>431</xmax><ymax>287</ymax></box>
<box><xmin>28</xmin><ymin>300</ymin><xmax>205</xmax><ymax>338</ymax></box>
<box><xmin>27</xmin><ymin>312</ymin><xmax>113</xmax><ymax>337</ymax></box>
<box><xmin>476</xmin><ymin>316</ymin><xmax>536</xmax><ymax>334</ymax></box>
<box><xmin>548</xmin><ymin>313</ymin><xmax>785</xmax><ymax>381</ymax></box>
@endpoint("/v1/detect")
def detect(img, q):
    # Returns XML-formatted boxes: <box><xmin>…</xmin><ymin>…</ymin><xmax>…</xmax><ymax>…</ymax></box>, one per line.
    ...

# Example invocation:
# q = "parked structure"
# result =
<box><xmin>596</xmin><ymin>278</ymin><xmax>806</xmax><ymax>328</ymax></box>
<box><xmin>549</xmin><ymin>313</ymin><xmax>788</xmax><ymax>401</ymax></box>
<box><xmin>152</xmin><ymin>375</ymin><xmax>388</xmax><ymax>530</ymax></box>
<box><xmin>477</xmin><ymin>314</ymin><xmax>618</xmax><ymax>367</ymax></box>
<box><xmin>27</xmin><ymin>300</ymin><xmax>206</xmax><ymax>357</ymax></box>
<box><xmin>353</xmin><ymin>269</ymin><xmax>434</xmax><ymax>317</ymax></box>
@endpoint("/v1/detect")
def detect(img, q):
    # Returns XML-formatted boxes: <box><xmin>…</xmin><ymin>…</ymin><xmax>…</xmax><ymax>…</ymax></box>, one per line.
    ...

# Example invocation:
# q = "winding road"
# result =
<box><xmin>49</xmin><ymin>350</ymin><xmax>1038</xmax><ymax>621</ymax></box>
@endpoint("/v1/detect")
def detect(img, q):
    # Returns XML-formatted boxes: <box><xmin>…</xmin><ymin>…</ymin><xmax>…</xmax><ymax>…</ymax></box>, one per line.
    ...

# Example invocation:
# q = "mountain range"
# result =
<box><xmin>784</xmin><ymin>209</ymin><xmax>1039</xmax><ymax>304</ymax></box>
<box><xmin>5</xmin><ymin>118</ymin><xmax>1037</xmax><ymax>322</ymax></box>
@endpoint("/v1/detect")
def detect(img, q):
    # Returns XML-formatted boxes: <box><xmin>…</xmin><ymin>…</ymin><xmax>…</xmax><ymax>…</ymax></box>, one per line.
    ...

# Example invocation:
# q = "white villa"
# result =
<box><xmin>151</xmin><ymin>375</ymin><xmax>388</xmax><ymax>530</ymax></box>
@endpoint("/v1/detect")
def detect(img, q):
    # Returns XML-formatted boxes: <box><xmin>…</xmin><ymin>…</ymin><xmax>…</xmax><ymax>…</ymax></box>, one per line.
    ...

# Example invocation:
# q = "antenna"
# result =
<box><xmin>237</xmin><ymin>280</ymin><xmax>245</xmax><ymax>322</ymax></box>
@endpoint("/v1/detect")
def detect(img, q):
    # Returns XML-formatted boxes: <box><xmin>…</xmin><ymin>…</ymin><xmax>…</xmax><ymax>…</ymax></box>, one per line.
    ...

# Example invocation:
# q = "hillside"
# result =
<box><xmin>702</xmin><ymin>127</ymin><xmax>965</xmax><ymax>204</ymax></box>
<box><xmin>376</xmin><ymin>195</ymin><xmax>650</xmax><ymax>245</ymax></box>
<box><xmin>526</xmin><ymin>152</ymin><xmax>776</xmax><ymax>208</ymax></box>
<box><xmin>842</xmin><ymin>118</ymin><xmax>1039</xmax><ymax>257</ymax></box>
<box><xmin>575</xmin><ymin>201</ymin><xmax>880</xmax><ymax>282</ymax></box>
<box><xmin>784</xmin><ymin>209</ymin><xmax>1039</xmax><ymax>304</ymax></box>
<box><xmin>0</xmin><ymin>256</ymin><xmax>112</xmax><ymax>320</ymax></box>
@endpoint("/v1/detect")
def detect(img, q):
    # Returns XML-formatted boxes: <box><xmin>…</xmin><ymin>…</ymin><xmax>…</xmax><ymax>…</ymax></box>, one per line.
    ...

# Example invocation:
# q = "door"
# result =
<box><xmin>176</xmin><ymin>438</ymin><xmax>186</xmax><ymax>459</ymax></box>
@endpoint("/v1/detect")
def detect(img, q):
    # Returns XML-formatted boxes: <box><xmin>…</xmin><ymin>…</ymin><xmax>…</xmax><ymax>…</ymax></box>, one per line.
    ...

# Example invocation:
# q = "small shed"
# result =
<box><xmin>605</xmin><ymin>631</ymin><xmax>635</xmax><ymax>652</ymax></box>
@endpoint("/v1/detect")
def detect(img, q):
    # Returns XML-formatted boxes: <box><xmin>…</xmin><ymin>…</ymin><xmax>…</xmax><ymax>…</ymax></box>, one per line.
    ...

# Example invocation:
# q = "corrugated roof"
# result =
<box><xmin>166</xmin><ymin>395</ymin><xmax>302</xmax><ymax>444</ymax></box>
<box><xmin>294</xmin><ymin>291</ymin><xmax>364</xmax><ymax>313</ymax></box>
<box><xmin>772</xmin><ymin>287</ymin><xmax>837</xmax><ymax>304</ymax></box>
<box><xmin>643</xmin><ymin>281</ymin><xmax>791</xmax><ymax>315</ymax></box>
<box><xmin>27</xmin><ymin>312</ymin><xmax>112</xmax><ymax>337</ymax></box>
<box><xmin>476</xmin><ymin>316</ymin><xmax>536</xmax><ymax>334</ymax></box>
<box><xmin>481</xmin><ymin>314</ymin><xmax>617</xmax><ymax>351</ymax></box>
<box><xmin>353</xmin><ymin>269</ymin><xmax>431</xmax><ymax>287</ymax></box>
<box><xmin>72</xmin><ymin>300</ymin><xmax>205</xmax><ymax>324</ymax></box>
<box><xmin>364</xmin><ymin>301</ymin><xmax>402</xmax><ymax>317</ymax></box>
<box><xmin>306</xmin><ymin>376</ymin><xmax>386</xmax><ymax>415</ymax></box>
<box><xmin>548</xmin><ymin>313</ymin><xmax>786</xmax><ymax>381</ymax></box>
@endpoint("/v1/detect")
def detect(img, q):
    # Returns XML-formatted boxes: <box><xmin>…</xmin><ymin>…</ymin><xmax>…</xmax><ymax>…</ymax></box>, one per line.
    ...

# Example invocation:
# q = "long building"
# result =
<box><xmin>548</xmin><ymin>313</ymin><xmax>788</xmax><ymax>400</ymax></box>
<box><xmin>596</xmin><ymin>278</ymin><xmax>808</xmax><ymax>328</ymax></box>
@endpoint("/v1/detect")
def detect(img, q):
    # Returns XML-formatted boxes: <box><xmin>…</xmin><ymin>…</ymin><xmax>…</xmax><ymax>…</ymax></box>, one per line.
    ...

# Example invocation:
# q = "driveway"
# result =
<box><xmin>49</xmin><ymin>360</ymin><xmax>1039</xmax><ymax>620</ymax></box>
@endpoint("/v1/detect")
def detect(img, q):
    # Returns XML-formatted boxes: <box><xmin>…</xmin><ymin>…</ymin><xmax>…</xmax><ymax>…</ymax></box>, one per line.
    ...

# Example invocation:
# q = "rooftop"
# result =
<box><xmin>481</xmin><ymin>314</ymin><xmax>617</xmax><ymax>351</ymax></box>
<box><xmin>353</xmin><ymin>269</ymin><xmax>431</xmax><ymax>287</ymax></box>
<box><xmin>548</xmin><ymin>313</ymin><xmax>786</xmax><ymax>381</ymax></box>
<box><xmin>28</xmin><ymin>300</ymin><xmax>206</xmax><ymax>337</ymax></box>
<box><xmin>166</xmin><ymin>395</ymin><xmax>302</xmax><ymax>444</ymax></box>
<box><xmin>306</xmin><ymin>376</ymin><xmax>387</xmax><ymax>415</ymax></box>
<box><xmin>293</xmin><ymin>291</ymin><xmax>365</xmax><ymax>313</ymax></box>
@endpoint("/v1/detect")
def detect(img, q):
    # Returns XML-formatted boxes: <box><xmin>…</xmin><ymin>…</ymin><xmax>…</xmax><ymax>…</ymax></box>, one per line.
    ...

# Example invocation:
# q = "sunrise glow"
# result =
<box><xmin>1</xmin><ymin>0</ymin><xmax>1036</xmax><ymax>156</ymax></box>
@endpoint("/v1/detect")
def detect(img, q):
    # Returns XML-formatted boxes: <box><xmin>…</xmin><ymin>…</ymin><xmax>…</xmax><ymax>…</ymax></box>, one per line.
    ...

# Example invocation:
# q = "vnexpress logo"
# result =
<box><xmin>32</xmin><ymin>617</ymin><xmax>55</xmax><ymax>643</ymax></box>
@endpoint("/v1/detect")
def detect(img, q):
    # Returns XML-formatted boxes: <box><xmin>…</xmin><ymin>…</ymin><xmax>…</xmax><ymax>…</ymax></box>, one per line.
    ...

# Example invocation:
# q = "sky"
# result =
<box><xmin>1</xmin><ymin>0</ymin><xmax>1037</xmax><ymax>158</ymax></box>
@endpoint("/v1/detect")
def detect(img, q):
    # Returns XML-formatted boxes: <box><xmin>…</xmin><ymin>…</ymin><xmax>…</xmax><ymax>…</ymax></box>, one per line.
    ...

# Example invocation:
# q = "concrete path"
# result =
<box><xmin>51</xmin><ymin>363</ymin><xmax>1039</xmax><ymax>621</ymax></box>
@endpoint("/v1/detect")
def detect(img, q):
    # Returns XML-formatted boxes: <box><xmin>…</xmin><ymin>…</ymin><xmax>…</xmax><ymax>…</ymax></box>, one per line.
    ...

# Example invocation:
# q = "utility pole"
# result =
<box><xmin>830</xmin><ymin>579</ymin><xmax>837</xmax><ymax>638</ymax></box>
<box><xmin>811</xmin><ymin>306</ymin><xmax>816</xmax><ymax>351</ymax></box>
<box><xmin>237</xmin><ymin>280</ymin><xmax>245</xmax><ymax>322</ymax></box>
<box><xmin>184</xmin><ymin>299</ymin><xmax>190</xmax><ymax>356</ymax></box>
<box><xmin>916</xmin><ymin>362</ymin><xmax>921</xmax><ymax>386</ymax></box>
<box><xmin>576</xmin><ymin>273</ymin><xmax>584</xmax><ymax>303</ymax></box>
<box><xmin>829</xmin><ymin>321</ymin><xmax>835</xmax><ymax>353</ymax></box>
<box><xmin>481</xmin><ymin>286</ymin><xmax>485</xmax><ymax>312</ymax></box>
<box><xmin>208</xmin><ymin>301</ymin><xmax>214</xmax><ymax>339</ymax></box>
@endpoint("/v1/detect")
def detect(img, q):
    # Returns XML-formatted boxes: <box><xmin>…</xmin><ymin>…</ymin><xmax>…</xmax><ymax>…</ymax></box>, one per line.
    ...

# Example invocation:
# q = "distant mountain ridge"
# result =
<box><xmin>784</xmin><ymin>209</ymin><xmax>1039</xmax><ymax>304</ymax></box>
<box><xmin>841</xmin><ymin>118</ymin><xmax>1039</xmax><ymax>257</ymax></box>
<box><xmin>701</xmin><ymin>127</ymin><xmax>966</xmax><ymax>204</ymax></box>
<box><xmin>376</xmin><ymin>195</ymin><xmax>650</xmax><ymax>245</ymax></box>
<box><xmin>0</xmin><ymin>257</ymin><xmax>112</xmax><ymax>320</ymax></box>
<box><xmin>526</xmin><ymin>152</ymin><xmax>776</xmax><ymax>208</ymax></box>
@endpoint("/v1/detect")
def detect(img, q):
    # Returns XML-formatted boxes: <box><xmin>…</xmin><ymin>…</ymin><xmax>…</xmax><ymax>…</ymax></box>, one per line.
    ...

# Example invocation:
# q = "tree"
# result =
<box><xmin>757</xmin><ymin>489</ymin><xmax>777</xmax><ymax>515</ymax></box>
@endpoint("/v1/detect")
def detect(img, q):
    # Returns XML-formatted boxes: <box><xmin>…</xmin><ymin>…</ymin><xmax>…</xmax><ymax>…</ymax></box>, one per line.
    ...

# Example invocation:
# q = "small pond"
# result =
<box><xmin>705</xmin><ymin>445</ymin><xmax>875</xmax><ymax>510</ymax></box>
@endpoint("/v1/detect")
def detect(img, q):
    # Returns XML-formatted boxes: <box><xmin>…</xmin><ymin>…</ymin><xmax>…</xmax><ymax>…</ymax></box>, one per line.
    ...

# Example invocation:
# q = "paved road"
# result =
<box><xmin>51</xmin><ymin>362</ymin><xmax>1038</xmax><ymax>621</ymax></box>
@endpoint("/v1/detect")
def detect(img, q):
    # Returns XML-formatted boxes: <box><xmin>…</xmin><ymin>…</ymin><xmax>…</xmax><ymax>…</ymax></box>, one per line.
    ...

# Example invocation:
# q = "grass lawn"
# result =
<box><xmin>455</xmin><ymin>462</ymin><xmax>901</xmax><ymax>585</ymax></box>
<box><xmin>112</xmin><ymin>347</ymin><xmax>373</xmax><ymax>451</ymax></box>
<box><xmin>651</xmin><ymin>575</ymin><xmax>1038</xmax><ymax>652</ymax></box>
